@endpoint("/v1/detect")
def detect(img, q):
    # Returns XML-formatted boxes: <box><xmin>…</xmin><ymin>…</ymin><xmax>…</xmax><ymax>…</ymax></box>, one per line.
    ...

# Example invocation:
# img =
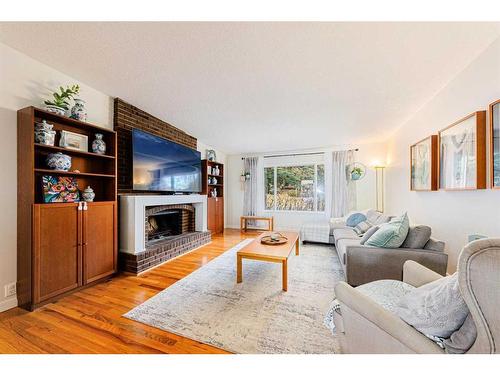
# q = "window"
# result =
<box><xmin>265</xmin><ymin>164</ymin><xmax>325</xmax><ymax>212</ymax></box>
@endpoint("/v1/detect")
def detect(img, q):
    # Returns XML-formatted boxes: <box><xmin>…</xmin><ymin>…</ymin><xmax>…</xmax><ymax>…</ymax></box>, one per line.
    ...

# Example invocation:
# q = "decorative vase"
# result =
<box><xmin>45</xmin><ymin>105</ymin><xmax>66</xmax><ymax>116</ymax></box>
<box><xmin>82</xmin><ymin>186</ymin><xmax>95</xmax><ymax>202</ymax></box>
<box><xmin>206</xmin><ymin>149</ymin><xmax>216</xmax><ymax>161</ymax></box>
<box><xmin>34</xmin><ymin>120</ymin><xmax>56</xmax><ymax>146</ymax></box>
<box><xmin>213</xmin><ymin>166</ymin><xmax>219</xmax><ymax>176</ymax></box>
<box><xmin>46</xmin><ymin>152</ymin><xmax>71</xmax><ymax>171</ymax></box>
<box><xmin>70</xmin><ymin>99</ymin><xmax>87</xmax><ymax>122</ymax></box>
<box><xmin>92</xmin><ymin>133</ymin><xmax>106</xmax><ymax>154</ymax></box>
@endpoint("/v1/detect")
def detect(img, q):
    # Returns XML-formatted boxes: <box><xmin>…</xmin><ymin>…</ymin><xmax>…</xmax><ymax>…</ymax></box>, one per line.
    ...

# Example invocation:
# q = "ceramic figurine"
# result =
<box><xmin>34</xmin><ymin>120</ymin><xmax>56</xmax><ymax>146</ymax></box>
<box><xmin>213</xmin><ymin>166</ymin><xmax>219</xmax><ymax>176</ymax></box>
<box><xmin>82</xmin><ymin>186</ymin><xmax>95</xmax><ymax>202</ymax></box>
<box><xmin>70</xmin><ymin>99</ymin><xmax>87</xmax><ymax>122</ymax></box>
<box><xmin>46</xmin><ymin>152</ymin><xmax>71</xmax><ymax>171</ymax></box>
<box><xmin>92</xmin><ymin>133</ymin><xmax>106</xmax><ymax>154</ymax></box>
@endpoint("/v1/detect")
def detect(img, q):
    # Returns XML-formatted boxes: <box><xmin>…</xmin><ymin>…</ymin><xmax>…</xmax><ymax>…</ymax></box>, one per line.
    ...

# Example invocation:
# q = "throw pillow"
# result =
<box><xmin>346</xmin><ymin>213</ymin><xmax>367</xmax><ymax>227</ymax></box>
<box><xmin>353</xmin><ymin>220</ymin><xmax>372</xmax><ymax>235</ymax></box>
<box><xmin>394</xmin><ymin>273</ymin><xmax>469</xmax><ymax>338</ymax></box>
<box><xmin>443</xmin><ymin>313</ymin><xmax>477</xmax><ymax>354</ymax></box>
<box><xmin>360</xmin><ymin>225</ymin><xmax>379</xmax><ymax>244</ymax></box>
<box><xmin>365</xmin><ymin>212</ymin><xmax>410</xmax><ymax>248</ymax></box>
<box><xmin>424</xmin><ymin>238</ymin><xmax>445</xmax><ymax>252</ymax></box>
<box><xmin>401</xmin><ymin>225</ymin><xmax>431</xmax><ymax>249</ymax></box>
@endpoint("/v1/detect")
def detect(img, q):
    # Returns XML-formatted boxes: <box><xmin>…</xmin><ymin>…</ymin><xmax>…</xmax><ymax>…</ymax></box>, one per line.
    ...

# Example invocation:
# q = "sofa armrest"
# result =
<box><xmin>334</xmin><ymin>282</ymin><xmax>443</xmax><ymax>353</ymax></box>
<box><xmin>403</xmin><ymin>260</ymin><xmax>443</xmax><ymax>287</ymax></box>
<box><xmin>345</xmin><ymin>245</ymin><xmax>448</xmax><ymax>286</ymax></box>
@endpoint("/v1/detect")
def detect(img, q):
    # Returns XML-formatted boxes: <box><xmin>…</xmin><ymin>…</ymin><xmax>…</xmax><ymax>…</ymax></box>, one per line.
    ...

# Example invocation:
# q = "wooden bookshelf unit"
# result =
<box><xmin>201</xmin><ymin>159</ymin><xmax>224</xmax><ymax>234</ymax></box>
<box><xmin>17</xmin><ymin>106</ymin><xmax>118</xmax><ymax>310</ymax></box>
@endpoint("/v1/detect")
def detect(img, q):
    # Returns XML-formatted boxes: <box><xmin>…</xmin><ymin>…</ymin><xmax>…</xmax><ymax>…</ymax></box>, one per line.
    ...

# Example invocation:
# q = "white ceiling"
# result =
<box><xmin>1</xmin><ymin>22</ymin><xmax>499</xmax><ymax>154</ymax></box>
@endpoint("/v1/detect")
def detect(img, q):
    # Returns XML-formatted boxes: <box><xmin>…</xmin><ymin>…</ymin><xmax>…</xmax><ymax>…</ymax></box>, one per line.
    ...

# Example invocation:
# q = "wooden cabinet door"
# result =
<box><xmin>216</xmin><ymin>197</ymin><xmax>224</xmax><ymax>233</ymax></box>
<box><xmin>207</xmin><ymin>197</ymin><xmax>217</xmax><ymax>233</ymax></box>
<box><xmin>82</xmin><ymin>202</ymin><xmax>116</xmax><ymax>284</ymax></box>
<box><xmin>33</xmin><ymin>203</ymin><xmax>81</xmax><ymax>303</ymax></box>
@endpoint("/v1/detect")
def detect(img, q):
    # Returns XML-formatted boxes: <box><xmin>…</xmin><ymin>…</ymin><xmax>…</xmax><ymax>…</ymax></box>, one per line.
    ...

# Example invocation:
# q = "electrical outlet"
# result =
<box><xmin>4</xmin><ymin>282</ymin><xmax>16</xmax><ymax>298</ymax></box>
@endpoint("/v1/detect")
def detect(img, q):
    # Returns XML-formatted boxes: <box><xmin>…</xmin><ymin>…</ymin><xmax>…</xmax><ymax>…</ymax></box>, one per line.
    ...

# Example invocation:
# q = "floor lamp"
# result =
<box><xmin>374</xmin><ymin>166</ymin><xmax>385</xmax><ymax>213</ymax></box>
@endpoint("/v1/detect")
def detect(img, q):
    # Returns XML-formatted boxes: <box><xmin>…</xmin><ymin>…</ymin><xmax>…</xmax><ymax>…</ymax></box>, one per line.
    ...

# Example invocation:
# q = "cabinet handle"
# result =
<box><xmin>78</xmin><ymin>202</ymin><xmax>82</xmax><ymax>211</ymax></box>
<box><xmin>83</xmin><ymin>202</ymin><xmax>88</xmax><ymax>211</ymax></box>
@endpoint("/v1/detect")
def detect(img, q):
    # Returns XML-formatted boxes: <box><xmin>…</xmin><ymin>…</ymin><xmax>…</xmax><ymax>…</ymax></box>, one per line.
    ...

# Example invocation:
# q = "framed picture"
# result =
<box><xmin>59</xmin><ymin>130</ymin><xmax>88</xmax><ymax>152</ymax></box>
<box><xmin>438</xmin><ymin>111</ymin><xmax>486</xmax><ymax>190</ymax></box>
<box><xmin>490</xmin><ymin>99</ymin><xmax>500</xmax><ymax>189</ymax></box>
<box><xmin>410</xmin><ymin>135</ymin><xmax>438</xmax><ymax>191</ymax></box>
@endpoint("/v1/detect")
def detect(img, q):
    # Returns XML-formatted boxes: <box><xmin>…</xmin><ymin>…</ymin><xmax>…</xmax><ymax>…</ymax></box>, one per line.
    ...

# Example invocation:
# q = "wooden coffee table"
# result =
<box><xmin>236</xmin><ymin>231</ymin><xmax>300</xmax><ymax>291</ymax></box>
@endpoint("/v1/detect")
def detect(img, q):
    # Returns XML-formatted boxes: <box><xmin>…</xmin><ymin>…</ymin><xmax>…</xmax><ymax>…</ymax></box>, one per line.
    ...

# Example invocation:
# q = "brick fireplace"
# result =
<box><xmin>145</xmin><ymin>204</ymin><xmax>195</xmax><ymax>243</ymax></box>
<box><xmin>119</xmin><ymin>195</ymin><xmax>210</xmax><ymax>274</ymax></box>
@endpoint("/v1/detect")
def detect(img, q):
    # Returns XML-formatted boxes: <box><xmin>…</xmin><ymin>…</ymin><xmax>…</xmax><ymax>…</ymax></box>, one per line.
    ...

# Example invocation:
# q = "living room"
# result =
<box><xmin>1</xmin><ymin>2</ymin><xmax>500</xmax><ymax>373</ymax></box>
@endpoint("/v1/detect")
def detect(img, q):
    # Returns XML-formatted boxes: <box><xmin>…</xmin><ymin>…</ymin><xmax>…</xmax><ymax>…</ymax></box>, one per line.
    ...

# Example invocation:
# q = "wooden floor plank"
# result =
<box><xmin>0</xmin><ymin>229</ymin><xmax>257</xmax><ymax>354</ymax></box>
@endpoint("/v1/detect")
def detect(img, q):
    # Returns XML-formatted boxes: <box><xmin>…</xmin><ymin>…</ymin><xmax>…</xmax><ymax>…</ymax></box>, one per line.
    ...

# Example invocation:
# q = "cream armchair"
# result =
<box><xmin>333</xmin><ymin>238</ymin><xmax>500</xmax><ymax>354</ymax></box>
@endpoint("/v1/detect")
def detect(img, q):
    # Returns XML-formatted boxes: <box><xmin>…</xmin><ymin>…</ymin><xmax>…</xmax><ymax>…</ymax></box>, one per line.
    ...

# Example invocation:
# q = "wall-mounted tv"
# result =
<box><xmin>132</xmin><ymin>129</ymin><xmax>201</xmax><ymax>193</ymax></box>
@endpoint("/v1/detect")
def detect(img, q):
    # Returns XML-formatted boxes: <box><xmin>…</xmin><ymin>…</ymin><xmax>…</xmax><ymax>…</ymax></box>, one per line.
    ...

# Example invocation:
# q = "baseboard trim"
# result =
<box><xmin>0</xmin><ymin>295</ymin><xmax>18</xmax><ymax>312</ymax></box>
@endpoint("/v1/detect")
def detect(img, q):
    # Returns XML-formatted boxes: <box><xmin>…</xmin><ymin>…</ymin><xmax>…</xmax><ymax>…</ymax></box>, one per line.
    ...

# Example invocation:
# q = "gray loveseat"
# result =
<box><xmin>332</xmin><ymin>211</ymin><xmax>448</xmax><ymax>286</ymax></box>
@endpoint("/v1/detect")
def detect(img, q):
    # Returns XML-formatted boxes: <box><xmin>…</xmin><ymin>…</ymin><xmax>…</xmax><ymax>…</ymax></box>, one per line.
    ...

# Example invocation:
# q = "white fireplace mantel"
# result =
<box><xmin>119</xmin><ymin>194</ymin><xmax>208</xmax><ymax>254</ymax></box>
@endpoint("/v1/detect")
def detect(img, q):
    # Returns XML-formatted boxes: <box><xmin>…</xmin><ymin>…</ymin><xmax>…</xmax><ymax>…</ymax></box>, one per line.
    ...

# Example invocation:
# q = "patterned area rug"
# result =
<box><xmin>124</xmin><ymin>239</ymin><xmax>345</xmax><ymax>354</ymax></box>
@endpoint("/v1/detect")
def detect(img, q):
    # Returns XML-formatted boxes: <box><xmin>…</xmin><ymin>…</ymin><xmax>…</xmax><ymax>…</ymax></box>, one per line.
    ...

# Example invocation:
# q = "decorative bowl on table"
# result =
<box><xmin>260</xmin><ymin>232</ymin><xmax>288</xmax><ymax>245</ymax></box>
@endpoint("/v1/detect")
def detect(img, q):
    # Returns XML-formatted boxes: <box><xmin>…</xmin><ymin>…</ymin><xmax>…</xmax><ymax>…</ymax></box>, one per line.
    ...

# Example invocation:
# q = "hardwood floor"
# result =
<box><xmin>0</xmin><ymin>229</ymin><xmax>258</xmax><ymax>354</ymax></box>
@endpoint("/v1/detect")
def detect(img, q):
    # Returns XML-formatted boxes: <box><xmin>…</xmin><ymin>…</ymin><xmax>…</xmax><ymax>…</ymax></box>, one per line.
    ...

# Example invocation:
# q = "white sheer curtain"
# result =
<box><xmin>243</xmin><ymin>157</ymin><xmax>259</xmax><ymax>221</ymax></box>
<box><xmin>331</xmin><ymin>150</ymin><xmax>356</xmax><ymax>218</ymax></box>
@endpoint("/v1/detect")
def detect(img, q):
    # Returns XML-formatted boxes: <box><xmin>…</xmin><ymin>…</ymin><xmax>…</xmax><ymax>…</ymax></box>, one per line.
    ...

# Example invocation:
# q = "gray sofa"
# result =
<box><xmin>332</xmin><ymin>211</ymin><xmax>448</xmax><ymax>286</ymax></box>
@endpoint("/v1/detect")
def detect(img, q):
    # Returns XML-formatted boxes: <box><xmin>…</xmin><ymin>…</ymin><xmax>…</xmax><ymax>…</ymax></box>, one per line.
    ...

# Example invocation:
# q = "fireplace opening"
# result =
<box><xmin>145</xmin><ymin>204</ymin><xmax>196</xmax><ymax>245</ymax></box>
<box><xmin>147</xmin><ymin>211</ymin><xmax>181</xmax><ymax>240</ymax></box>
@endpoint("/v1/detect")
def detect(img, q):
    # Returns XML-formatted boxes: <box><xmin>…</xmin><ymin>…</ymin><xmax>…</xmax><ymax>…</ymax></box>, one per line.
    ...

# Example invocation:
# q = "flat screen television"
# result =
<box><xmin>132</xmin><ymin>129</ymin><xmax>201</xmax><ymax>193</ymax></box>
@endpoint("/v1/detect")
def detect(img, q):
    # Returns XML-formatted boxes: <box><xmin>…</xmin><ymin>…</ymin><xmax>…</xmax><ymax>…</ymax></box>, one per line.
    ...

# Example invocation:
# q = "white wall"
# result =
<box><xmin>0</xmin><ymin>42</ymin><xmax>221</xmax><ymax>312</ymax></box>
<box><xmin>386</xmin><ymin>38</ymin><xmax>500</xmax><ymax>273</ymax></box>
<box><xmin>225</xmin><ymin>143</ymin><xmax>387</xmax><ymax>231</ymax></box>
<box><xmin>0</xmin><ymin>42</ymin><xmax>113</xmax><ymax>312</ymax></box>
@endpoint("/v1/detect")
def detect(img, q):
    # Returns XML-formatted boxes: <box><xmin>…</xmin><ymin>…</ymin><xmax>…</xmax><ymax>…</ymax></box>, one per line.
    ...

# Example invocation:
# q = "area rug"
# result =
<box><xmin>124</xmin><ymin>239</ymin><xmax>345</xmax><ymax>354</ymax></box>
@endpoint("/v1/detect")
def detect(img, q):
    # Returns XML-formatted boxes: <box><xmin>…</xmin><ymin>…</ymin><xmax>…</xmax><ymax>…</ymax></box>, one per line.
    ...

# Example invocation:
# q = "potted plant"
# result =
<box><xmin>350</xmin><ymin>165</ymin><xmax>364</xmax><ymax>181</ymax></box>
<box><xmin>44</xmin><ymin>84</ymin><xmax>80</xmax><ymax>116</ymax></box>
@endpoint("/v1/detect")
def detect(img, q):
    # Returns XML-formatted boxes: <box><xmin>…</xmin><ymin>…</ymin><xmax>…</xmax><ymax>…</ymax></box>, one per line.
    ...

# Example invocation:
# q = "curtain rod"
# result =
<box><xmin>241</xmin><ymin>149</ymin><xmax>359</xmax><ymax>160</ymax></box>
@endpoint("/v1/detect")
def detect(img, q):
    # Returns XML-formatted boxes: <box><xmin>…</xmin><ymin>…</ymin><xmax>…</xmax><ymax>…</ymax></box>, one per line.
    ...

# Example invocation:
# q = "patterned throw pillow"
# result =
<box><xmin>353</xmin><ymin>220</ymin><xmax>372</xmax><ymax>235</ymax></box>
<box><xmin>365</xmin><ymin>212</ymin><xmax>410</xmax><ymax>248</ymax></box>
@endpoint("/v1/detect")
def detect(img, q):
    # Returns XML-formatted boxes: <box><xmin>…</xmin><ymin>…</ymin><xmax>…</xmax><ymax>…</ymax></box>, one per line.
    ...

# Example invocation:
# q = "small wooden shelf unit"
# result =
<box><xmin>201</xmin><ymin>159</ymin><xmax>224</xmax><ymax>234</ymax></box>
<box><xmin>17</xmin><ymin>106</ymin><xmax>118</xmax><ymax>310</ymax></box>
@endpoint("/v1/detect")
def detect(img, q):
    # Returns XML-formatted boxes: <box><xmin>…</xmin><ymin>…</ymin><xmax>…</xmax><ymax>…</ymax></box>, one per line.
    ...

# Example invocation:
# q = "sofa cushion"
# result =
<box><xmin>346</xmin><ymin>213</ymin><xmax>367</xmax><ymax>227</ymax></box>
<box><xmin>356</xmin><ymin>279</ymin><xmax>416</xmax><ymax>313</ymax></box>
<box><xmin>333</xmin><ymin>228</ymin><xmax>359</xmax><ymax>243</ymax></box>
<box><xmin>424</xmin><ymin>238</ymin><xmax>445</xmax><ymax>252</ymax></box>
<box><xmin>402</xmin><ymin>225</ymin><xmax>431</xmax><ymax>249</ymax></box>
<box><xmin>394</xmin><ymin>273</ymin><xmax>469</xmax><ymax>338</ymax></box>
<box><xmin>365</xmin><ymin>213</ymin><xmax>410</xmax><ymax>248</ymax></box>
<box><xmin>336</xmin><ymin>238</ymin><xmax>361</xmax><ymax>264</ymax></box>
<box><xmin>360</xmin><ymin>225</ymin><xmax>379</xmax><ymax>245</ymax></box>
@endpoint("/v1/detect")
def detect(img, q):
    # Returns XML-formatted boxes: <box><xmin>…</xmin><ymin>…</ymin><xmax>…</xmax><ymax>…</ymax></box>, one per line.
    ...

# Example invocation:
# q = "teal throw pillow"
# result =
<box><xmin>365</xmin><ymin>213</ymin><xmax>410</xmax><ymax>248</ymax></box>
